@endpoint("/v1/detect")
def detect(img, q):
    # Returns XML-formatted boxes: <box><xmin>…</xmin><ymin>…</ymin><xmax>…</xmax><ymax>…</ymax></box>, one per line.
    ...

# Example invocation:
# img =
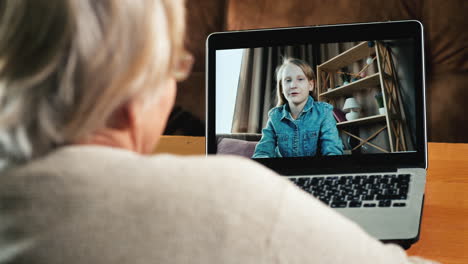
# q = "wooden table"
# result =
<box><xmin>406</xmin><ymin>143</ymin><xmax>468</xmax><ymax>264</ymax></box>
<box><xmin>155</xmin><ymin>137</ymin><xmax>468</xmax><ymax>263</ymax></box>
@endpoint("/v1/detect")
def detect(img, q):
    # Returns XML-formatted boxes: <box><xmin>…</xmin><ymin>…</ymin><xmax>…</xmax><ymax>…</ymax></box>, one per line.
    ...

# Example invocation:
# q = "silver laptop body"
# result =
<box><xmin>206</xmin><ymin>20</ymin><xmax>427</xmax><ymax>249</ymax></box>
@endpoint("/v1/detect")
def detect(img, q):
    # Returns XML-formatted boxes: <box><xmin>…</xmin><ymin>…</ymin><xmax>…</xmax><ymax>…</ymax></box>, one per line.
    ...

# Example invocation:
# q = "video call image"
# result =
<box><xmin>215</xmin><ymin>40</ymin><xmax>417</xmax><ymax>159</ymax></box>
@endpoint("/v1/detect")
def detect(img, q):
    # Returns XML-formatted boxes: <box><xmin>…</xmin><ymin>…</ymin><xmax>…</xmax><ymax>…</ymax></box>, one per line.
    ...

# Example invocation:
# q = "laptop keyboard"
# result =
<box><xmin>289</xmin><ymin>174</ymin><xmax>411</xmax><ymax>208</ymax></box>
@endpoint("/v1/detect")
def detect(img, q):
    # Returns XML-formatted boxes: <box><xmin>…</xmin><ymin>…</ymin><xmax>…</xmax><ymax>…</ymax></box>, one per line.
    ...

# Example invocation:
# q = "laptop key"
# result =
<box><xmin>338</xmin><ymin>177</ymin><xmax>347</xmax><ymax>184</ymax></box>
<box><xmin>358</xmin><ymin>189</ymin><xmax>368</xmax><ymax>195</ymax></box>
<box><xmin>378</xmin><ymin>200</ymin><xmax>392</xmax><ymax>207</ymax></box>
<box><xmin>380</xmin><ymin>183</ymin><xmax>391</xmax><ymax>189</ymax></box>
<box><xmin>379</xmin><ymin>178</ymin><xmax>390</xmax><ymax>184</ymax></box>
<box><xmin>377</xmin><ymin>194</ymin><xmax>401</xmax><ymax>200</ymax></box>
<box><xmin>397</xmin><ymin>175</ymin><xmax>411</xmax><ymax>184</ymax></box>
<box><xmin>398</xmin><ymin>174</ymin><xmax>411</xmax><ymax>180</ymax></box>
<box><xmin>311</xmin><ymin>178</ymin><xmax>319</xmax><ymax>186</ymax></box>
<box><xmin>376</xmin><ymin>194</ymin><xmax>387</xmax><ymax>200</ymax></box>
<box><xmin>364</xmin><ymin>178</ymin><xmax>375</xmax><ymax>184</ymax></box>
<box><xmin>352</xmin><ymin>177</ymin><xmax>362</xmax><ymax>184</ymax></box>
<box><xmin>399</xmin><ymin>187</ymin><xmax>409</xmax><ymax>195</ymax></box>
<box><xmin>351</xmin><ymin>195</ymin><xmax>361</xmax><ymax>201</ymax></box>
<box><xmin>398</xmin><ymin>194</ymin><xmax>408</xmax><ymax>200</ymax></box>
<box><xmin>349</xmin><ymin>201</ymin><xmax>362</xmax><ymax>208</ymax></box>
<box><xmin>304</xmin><ymin>174</ymin><xmax>412</xmax><ymax>209</ymax></box>
<box><xmin>331</xmin><ymin>201</ymin><xmax>347</xmax><ymax>208</ymax></box>
<box><xmin>319</xmin><ymin>197</ymin><xmax>330</xmax><ymax>205</ymax></box>
<box><xmin>316</xmin><ymin>192</ymin><xmax>326</xmax><ymax>198</ymax></box>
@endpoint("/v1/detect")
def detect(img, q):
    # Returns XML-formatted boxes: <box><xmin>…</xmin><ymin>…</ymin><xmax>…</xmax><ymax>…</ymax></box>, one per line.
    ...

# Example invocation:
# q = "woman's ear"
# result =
<box><xmin>76</xmin><ymin>79</ymin><xmax>177</xmax><ymax>154</ymax></box>
<box><xmin>131</xmin><ymin>78</ymin><xmax>177</xmax><ymax>154</ymax></box>
<box><xmin>106</xmin><ymin>101</ymin><xmax>135</xmax><ymax>131</ymax></box>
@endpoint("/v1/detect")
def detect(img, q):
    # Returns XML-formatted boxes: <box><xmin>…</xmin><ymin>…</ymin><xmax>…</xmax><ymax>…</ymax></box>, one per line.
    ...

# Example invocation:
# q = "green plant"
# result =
<box><xmin>340</xmin><ymin>71</ymin><xmax>350</xmax><ymax>83</ymax></box>
<box><xmin>375</xmin><ymin>92</ymin><xmax>384</xmax><ymax>108</ymax></box>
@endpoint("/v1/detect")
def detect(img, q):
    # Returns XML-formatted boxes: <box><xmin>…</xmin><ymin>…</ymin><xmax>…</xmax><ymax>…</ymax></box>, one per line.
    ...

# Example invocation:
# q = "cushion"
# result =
<box><xmin>217</xmin><ymin>138</ymin><xmax>258</xmax><ymax>158</ymax></box>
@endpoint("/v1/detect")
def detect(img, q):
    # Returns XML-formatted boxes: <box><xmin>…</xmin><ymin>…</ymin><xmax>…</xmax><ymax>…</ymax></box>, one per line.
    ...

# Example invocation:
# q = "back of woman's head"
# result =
<box><xmin>275</xmin><ymin>58</ymin><xmax>316</xmax><ymax>106</ymax></box>
<box><xmin>0</xmin><ymin>0</ymin><xmax>185</xmax><ymax>170</ymax></box>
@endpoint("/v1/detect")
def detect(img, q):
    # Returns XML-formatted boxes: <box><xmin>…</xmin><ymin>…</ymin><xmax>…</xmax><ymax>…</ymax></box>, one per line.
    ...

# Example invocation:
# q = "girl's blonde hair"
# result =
<box><xmin>0</xmin><ymin>0</ymin><xmax>186</xmax><ymax>170</ymax></box>
<box><xmin>275</xmin><ymin>58</ymin><xmax>316</xmax><ymax>106</ymax></box>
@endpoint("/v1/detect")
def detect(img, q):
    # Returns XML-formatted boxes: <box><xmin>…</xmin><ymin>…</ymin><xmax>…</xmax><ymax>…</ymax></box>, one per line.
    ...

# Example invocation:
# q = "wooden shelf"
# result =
<box><xmin>317</xmin><ymin>41</ymin><xmax>408</xmax><ymax>153</ymax></box>
<box><xmin>319</xmin><ymin>73</ymin><xmax>381</xmax><ymax>98</ymax></box>
<box><xmin>336</xmin><ymin>114</ymin><xmax>386</xmax><ymax>127</ymax></box>
<box><xmin>318</xmin><ymin>41</ymin><xmax>376</xmax><ymax>71</ymax></box>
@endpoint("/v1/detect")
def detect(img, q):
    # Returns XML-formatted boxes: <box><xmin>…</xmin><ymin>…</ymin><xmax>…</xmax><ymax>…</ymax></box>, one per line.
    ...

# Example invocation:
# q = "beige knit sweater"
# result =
<box><xmin>0</xmin><ymin>146</ymin><xmax>438</xmax><ymax>263</ymax></box>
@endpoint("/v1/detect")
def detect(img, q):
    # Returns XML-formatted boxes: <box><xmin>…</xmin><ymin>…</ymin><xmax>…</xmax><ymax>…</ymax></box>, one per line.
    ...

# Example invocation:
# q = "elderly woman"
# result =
<box><xmin>0</xmin><ymin>1</ymin><xmax>436</xmax><ymax>264</ymax></box>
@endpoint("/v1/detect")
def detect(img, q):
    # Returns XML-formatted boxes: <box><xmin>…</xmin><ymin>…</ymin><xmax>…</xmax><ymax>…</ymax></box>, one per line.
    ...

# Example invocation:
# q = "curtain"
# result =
<box><xmin>231</xmin><ymin>45</ymin><xmax>314</xmax><ymax>133</ymax></box>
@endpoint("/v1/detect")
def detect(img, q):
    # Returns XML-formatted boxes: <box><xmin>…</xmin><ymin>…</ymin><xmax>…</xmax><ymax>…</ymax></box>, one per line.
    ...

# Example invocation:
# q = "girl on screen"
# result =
<box><xmin>252</xmin><ymin>58</ymin><xmax>343</xmax><ymax>158</ymax></box>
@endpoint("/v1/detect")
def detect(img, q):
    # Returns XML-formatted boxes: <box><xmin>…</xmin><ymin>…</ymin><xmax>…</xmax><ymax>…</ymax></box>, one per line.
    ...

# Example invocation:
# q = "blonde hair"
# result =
<box><xmin>0</xmin><ymin>0</ymin><xmax>186</xmax><ymax>170</ymax></box>
<box><xmin>275</xmin><ymin>58</ymin><xmax>316</xmax><ymax>106</ymax></box>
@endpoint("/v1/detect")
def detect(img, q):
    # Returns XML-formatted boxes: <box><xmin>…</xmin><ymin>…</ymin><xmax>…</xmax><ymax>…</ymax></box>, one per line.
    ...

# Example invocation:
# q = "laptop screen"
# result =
<box><xmin>207</xmin><ymin>21</ymin><xmax>426</xmax><ymax>173</ymax></box>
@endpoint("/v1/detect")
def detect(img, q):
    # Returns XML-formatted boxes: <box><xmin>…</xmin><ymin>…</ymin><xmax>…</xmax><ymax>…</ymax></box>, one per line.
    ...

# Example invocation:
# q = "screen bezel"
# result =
<box><xmin>206</xmin><ymin>20</ymin><xmax>427</xmax><ymax>175</ymax></box>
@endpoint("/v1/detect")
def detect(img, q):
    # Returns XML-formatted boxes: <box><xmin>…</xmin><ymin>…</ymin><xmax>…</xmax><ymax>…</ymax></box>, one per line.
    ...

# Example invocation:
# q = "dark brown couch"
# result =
<box><xmin>172</xmin><ymin>0</ymin><xmax>468</xmax><ymax>143</ymax></box>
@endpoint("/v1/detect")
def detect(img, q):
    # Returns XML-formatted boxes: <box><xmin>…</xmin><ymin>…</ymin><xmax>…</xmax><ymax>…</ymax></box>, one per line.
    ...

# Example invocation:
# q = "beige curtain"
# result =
<box><xmin>231</xmin><ymin>45</ymin><xmax>315</xmax><ymax>133</ymax></box>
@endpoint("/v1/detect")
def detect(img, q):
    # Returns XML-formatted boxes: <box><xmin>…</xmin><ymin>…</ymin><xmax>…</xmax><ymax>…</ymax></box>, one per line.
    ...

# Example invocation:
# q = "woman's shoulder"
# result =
<box><xmin>149</xmin><ymin>154</ymin><xmax>278</xmax><ymax>180</ymax></box>
<box><xmin>8</xmin><ymin>145</ymin><xmax>282</xmax><ymax>184</ymax></box>
<box><xmin>0</xmin><ymin>147</ymin><xmax>294</xmax><ymax>264</ymax></box>
<box><xmin>3</xmin><ymin>146</ymin><xmax>288</xmax><ymax>209</ymax></box>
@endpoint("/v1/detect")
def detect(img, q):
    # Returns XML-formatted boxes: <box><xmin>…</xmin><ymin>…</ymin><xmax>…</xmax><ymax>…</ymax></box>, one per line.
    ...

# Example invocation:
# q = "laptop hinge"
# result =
<box><xmin>278</xmin><ymin>166</ymin><xmax>398</xmax><ymax>176</ymax></box>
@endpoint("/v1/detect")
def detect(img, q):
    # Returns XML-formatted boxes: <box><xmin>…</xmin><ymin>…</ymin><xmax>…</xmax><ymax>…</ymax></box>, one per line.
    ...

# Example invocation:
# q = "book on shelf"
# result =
<box><xmin>333</xmin><ymin>108</ymin><xmax>347</xmax><ymax>123</ymax></box>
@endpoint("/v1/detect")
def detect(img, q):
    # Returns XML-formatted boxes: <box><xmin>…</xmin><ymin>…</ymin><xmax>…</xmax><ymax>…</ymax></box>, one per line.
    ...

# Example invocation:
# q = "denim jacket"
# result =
<box><xmin>252</xmin><ymin>96</ymin><xmax>343</xmax><ymax>158</ymax></box>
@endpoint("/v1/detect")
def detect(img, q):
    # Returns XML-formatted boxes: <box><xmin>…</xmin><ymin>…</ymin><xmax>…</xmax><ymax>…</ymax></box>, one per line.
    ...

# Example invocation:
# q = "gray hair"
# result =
<box><xmin>0</xmin><ymin>0</ymin><xmax>186</xmax><ymax>171</ymax></box>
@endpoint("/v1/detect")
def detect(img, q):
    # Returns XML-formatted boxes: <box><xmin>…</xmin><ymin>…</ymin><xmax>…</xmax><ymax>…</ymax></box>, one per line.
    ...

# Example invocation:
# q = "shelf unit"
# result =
<box><xmin>335</xmin><ymin>114</ymin><xmax>386</xmax><ymax>128</ymax></box>
<box><xmin>317</xmin><ymin>41</ymin><xmax>408</xmax><ymax>153</ymax></box>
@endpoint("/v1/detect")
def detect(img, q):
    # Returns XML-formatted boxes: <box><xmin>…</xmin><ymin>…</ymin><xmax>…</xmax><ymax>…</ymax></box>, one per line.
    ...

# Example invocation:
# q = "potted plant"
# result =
<box><xmin>341</xmin><ymin>71</ymin><xmax>350</xmax><ymax>86</ymax></box>
<box><xmin>375</xmin><ymin>92</ymin><xmax>386</xmax><ymax>115</ymax></box>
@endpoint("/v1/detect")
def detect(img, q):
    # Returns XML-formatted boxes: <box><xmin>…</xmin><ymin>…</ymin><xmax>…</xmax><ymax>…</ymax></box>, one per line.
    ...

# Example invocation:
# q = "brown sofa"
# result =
<box><xmin>172</xmin><ymin>0</ymin><xmax>468</xmax><ymax>143</ymax></box>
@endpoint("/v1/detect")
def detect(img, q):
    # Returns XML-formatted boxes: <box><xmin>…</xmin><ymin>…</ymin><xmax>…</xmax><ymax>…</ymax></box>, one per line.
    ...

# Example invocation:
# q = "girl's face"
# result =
<box><xmin>281</xmin><ymin>63</ymin><xmax>314</xmax><ymax>106</ymax></box>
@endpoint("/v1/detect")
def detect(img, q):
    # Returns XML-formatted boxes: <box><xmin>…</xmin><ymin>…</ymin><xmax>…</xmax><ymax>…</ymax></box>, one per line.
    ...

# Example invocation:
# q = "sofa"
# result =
<box><xmin>171</xmin><ymin>0</ymin><xmax>468</xmax><ymax>143</ymax></box>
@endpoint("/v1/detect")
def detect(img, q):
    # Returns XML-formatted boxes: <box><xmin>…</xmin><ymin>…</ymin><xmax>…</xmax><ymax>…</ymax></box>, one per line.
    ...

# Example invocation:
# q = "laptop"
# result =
<box><xmin>206</xmin><ymin>20</ymin><xmax>427</xmax><ymax>249</ymax></box>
